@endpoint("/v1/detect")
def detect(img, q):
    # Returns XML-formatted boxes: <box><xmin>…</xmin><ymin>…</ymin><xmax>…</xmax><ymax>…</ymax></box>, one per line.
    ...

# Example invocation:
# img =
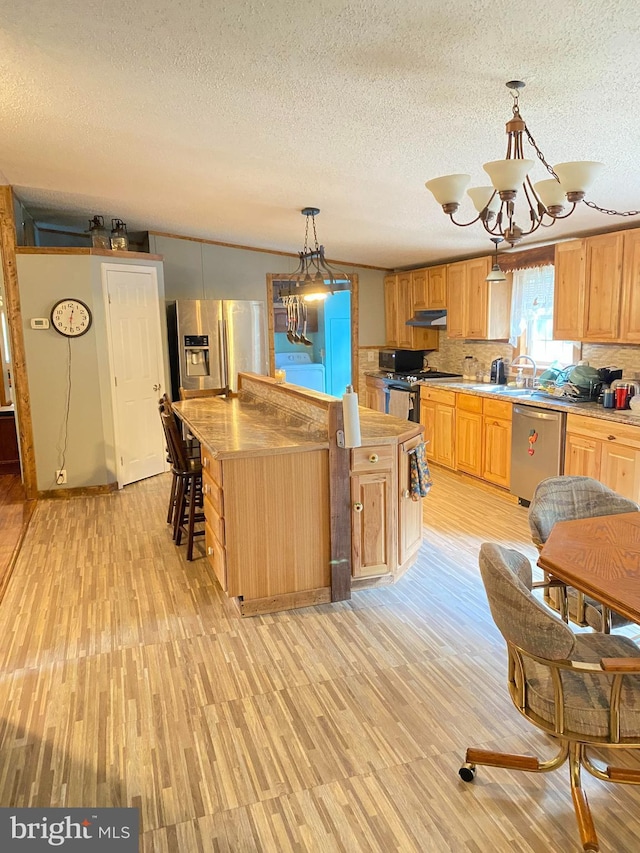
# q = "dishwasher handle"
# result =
<box><xmin>513</xmin><ymin>406</ymin><xmax>562</xmax><ymax>421</ymax></box>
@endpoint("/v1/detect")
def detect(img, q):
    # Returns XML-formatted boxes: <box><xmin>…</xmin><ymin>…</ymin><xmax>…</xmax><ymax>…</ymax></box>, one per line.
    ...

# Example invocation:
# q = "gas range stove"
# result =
<box><xmin>382</xmin><ymin>370</ymin><xmax>461</xmax><ymax>388</ymax></box>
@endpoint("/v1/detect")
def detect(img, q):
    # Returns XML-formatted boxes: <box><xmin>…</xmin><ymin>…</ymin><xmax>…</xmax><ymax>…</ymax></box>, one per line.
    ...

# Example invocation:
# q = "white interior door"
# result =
<box><xmin>103</xmin><ymin>264</ymin><xmax>166</xmax><ymax>486</ymax></box>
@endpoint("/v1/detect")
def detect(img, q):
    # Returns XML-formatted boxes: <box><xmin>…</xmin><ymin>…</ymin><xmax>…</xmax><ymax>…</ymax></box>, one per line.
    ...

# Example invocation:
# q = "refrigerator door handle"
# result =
<box><xmin>218</xmin><ymin>319</ymin><xmax>228</xmax><ymax>389</ymax></box>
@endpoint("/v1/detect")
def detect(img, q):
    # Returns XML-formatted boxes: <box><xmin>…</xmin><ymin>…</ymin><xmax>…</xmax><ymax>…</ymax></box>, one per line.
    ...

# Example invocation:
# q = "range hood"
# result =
<box><xmin>406</xmin><ymin>309</ymin><xmax>447</xmax><ymax>328</ymax></box>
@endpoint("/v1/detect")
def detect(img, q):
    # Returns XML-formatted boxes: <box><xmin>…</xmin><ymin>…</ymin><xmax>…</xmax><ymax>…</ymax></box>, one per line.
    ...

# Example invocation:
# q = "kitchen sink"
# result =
<box><xmin>466</xmin><ymin>385</ymin><xmax>540</xmax><ymax>397</ymax></box>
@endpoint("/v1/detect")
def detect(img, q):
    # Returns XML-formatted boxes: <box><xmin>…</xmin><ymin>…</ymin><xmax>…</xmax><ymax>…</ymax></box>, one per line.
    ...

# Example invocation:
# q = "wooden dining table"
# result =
<box><xmin>538</xmin><ymin>511</ymin><xmax>640</xmax><ymax>625</ymax></box>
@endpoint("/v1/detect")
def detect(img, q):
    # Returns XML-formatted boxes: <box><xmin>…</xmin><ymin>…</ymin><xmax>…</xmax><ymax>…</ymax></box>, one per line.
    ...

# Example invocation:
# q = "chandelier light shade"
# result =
<box><xmin>425</xmin><ymin>81</ymin><xmax>639</xmax><ymax>246</ymax></box>
<box><xmin>277</xmin><ymin>207</ymin><xmax>349</xmax><ymax>299</ymax></box>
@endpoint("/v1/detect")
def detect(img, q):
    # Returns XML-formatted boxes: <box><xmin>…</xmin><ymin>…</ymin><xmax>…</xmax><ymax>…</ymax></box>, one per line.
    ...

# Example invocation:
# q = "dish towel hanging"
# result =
<box><xmin>409</xmin><ymin>441</ymin><xmax>432</xmax><ymax>500</ymax></box>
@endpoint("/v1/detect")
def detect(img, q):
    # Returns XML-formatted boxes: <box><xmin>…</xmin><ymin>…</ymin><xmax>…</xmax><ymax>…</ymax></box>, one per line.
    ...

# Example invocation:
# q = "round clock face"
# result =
<box><xmin>50</xmin><ymin>299</ymin><xmax>93</xmax><ymax>337</ymax></box>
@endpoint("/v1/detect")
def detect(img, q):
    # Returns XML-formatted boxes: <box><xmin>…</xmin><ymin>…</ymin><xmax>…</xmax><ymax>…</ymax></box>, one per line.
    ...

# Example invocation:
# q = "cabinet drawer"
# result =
<box><xmin>204</xmin><ymin>495</ymin><xmax>225</xmax><ymax>545</ymax></box>
<box><xmin>205</xmin><ymin>522</ymin><xmax>227</xmax><ymax>592</ymax></box>
<box><xmin>202</xmin><ymin>474</ymin><xmax>224</xmax><ymax>517</ymax></box>
<box><xmin>201</xmin><ymin>448</ymin><xmax>223</xmax><ymax>486</ymax></box>
<box><xmin>483</xmin><ymin>398</ymin><xmax>512</xmax><ymax>420</ymax></box>
<box><xmin>566</xmin><ymin>413</ymin><xmax>640</xmax><ymax>450</ymax></box>
<box><xmin>420</xmin><ymin>386</ymin><xmax>456</xmax><ymax>406</ymax></box>
<box><xmin>456</xmin><ymin>393</ymin><xmax>483</xmax><ymax>413</ymax></box>
<box><xmin>351</xmin><ymin>445</ymin><xmax>394</xmax><ymax>473</ymax></box>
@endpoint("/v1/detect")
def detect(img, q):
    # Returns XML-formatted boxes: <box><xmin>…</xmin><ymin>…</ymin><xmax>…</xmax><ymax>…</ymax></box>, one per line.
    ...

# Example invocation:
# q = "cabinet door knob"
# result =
<box><xmin>207</xmin><ymin>547</ymin><xmax>213</xmax><ymax>556</ymax></box>
<box><xmin>203</xmin><ymin>484</ymin><xmax>209</xmax><ymax>495</ymax></box>
<box><xmin>369</xmin><ymin>453</ymin><xmax>379</xmax><ymax>463</ymax></box>
<box><xmin>608</xmin><ymin>435</ymin><xmax>616</xmax><ymax>441</ymax></box>
<box><xmin>353</xmin><ymin>502</ymin><xmax>363</xmax><ymax>512</ymax></box>
<box><xmin>203</xmin><ymin>457</ymin><xmax>209</xmax><ymax>467</ymax></box>
<box><xmin>402</xmin><ymin>489</ymin><xmax>410</xmax><ymax>499</ymax></box>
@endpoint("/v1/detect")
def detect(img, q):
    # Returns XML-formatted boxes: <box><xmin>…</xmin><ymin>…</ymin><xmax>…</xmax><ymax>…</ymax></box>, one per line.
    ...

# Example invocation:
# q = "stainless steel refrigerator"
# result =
<box><xmin>167</xmin><ymin>300</ymin><xmax>268</xmax><ymax>397</ymax></box>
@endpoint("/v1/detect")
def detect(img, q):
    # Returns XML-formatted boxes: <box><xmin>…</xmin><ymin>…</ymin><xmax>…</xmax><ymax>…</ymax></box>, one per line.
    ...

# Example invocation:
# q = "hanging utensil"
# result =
<box><xmin>291</xmin><ymin>297</ymin><xmax>302</xmax><ymax>343</ymax></box>
<box><xmin>300</xmin><ymin>301</ymin><xmax>313</xmax><ymax>346</ymax></box>
<box><xmin>285</xmin><ymin>296</ymin><xmax>296</xmax><ymax>344</ymax></box>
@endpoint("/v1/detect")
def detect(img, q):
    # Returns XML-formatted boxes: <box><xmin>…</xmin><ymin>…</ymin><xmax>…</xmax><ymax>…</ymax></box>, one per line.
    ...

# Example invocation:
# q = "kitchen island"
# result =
<box><xmin>172</xmin><ymin>373</ymin><xmax>425</xmax><ymax>616</ymax></box>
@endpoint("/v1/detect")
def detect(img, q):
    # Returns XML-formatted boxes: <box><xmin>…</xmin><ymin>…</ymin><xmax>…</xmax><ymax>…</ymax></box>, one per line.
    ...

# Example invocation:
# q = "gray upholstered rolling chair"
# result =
<box><xmin>529</xmin><ymin>476</ymin><xmax>639</xmax><ymax>632</ymax></box>
<box><xmin>460</xmin><ymin>543</ymin><xmax>640</xmax><ymax>852</ymax></box>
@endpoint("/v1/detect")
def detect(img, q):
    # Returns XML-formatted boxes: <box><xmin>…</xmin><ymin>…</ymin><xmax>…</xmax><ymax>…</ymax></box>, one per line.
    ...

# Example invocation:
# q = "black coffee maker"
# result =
<box><xmin>490</xmin><ymin>357</ymin><xmax>507</xmax><ymax>384</ymax></box>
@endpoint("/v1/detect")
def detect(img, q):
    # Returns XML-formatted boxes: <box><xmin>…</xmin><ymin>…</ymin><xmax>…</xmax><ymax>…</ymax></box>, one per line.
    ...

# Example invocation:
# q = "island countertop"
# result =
<box><xmin>172</xmin><ymin>386</ymin><xmax>420</xmax><ymax>459</ymax></box>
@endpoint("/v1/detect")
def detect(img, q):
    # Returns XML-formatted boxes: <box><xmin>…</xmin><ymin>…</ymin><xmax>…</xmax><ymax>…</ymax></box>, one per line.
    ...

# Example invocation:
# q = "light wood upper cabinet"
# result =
<box><xmin>427</xmin><ymin>265</ymin><xmax>447</xmax><ymax>309</ymax></box>
<box><xmin>620</xmin><ymin>228</ymin><xmax>640</xmax><ymax>343</ymax></box>
<box><xmin>583</xmin><ymin>232</ymin><xmax>624</xmax><ymax>342</ymax></box>
<box><xmin>446</xmin><ymin>256</ymin><xmax>510</xmax><ymax>340</ymax></box>
<box><xmin>553</xmin><ymin>239</ymin><xmax>586</xmax><ymax>340</ymax></box>
<box><xmin>412</xmin><ymin>265</ymin><xmax>447</xmax><ymax>311</ymax></box>
<box><xmin>446</xmin><ymin>262</ymin><xmax>466</xmax><ymax>339</ymax></box>
<box><xmin>553</xmin><ymin>230</ymin><xmax>640</xmax><ymax>344</ymax></box>
<box><xmin>384</xmin><ymin>272</ymin><xmax>439</xmax><ymax>350</ymax></box>
<box><xmin>384</xmin><ymin>274</ymin><xmax>400</xmax><ymax>347</ymax></box>
<box><xmin>411</xmin><ymin>268</ymin><xmax>428</xmax><ymax>310</ymax></box>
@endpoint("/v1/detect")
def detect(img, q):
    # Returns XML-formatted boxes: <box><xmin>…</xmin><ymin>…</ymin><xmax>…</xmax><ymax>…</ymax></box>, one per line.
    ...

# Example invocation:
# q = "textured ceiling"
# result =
<box><xmin>1</xmin><ymin>0</ymin><xmax>640</xmax><ymax>268</ymax></box>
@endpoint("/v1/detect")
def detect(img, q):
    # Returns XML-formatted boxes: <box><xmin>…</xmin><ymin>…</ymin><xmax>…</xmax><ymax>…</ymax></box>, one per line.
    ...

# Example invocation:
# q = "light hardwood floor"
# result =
<box><xmin>0</xmin><ymin>468</ymin><xmax>639</xmax><ymax>851</ymax></box>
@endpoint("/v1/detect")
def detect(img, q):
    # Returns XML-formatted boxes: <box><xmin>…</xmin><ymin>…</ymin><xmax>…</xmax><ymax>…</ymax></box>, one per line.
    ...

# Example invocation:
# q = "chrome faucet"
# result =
<box><xmin>510</xmin><ymin>355</ymin><xmax>538</xmax><ymax>388</ymax></box>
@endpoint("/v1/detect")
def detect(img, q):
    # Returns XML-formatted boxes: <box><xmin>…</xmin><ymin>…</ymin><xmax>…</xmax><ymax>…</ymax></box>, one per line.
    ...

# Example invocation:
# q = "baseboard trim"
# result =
<box><xmin>38</xmin><ymin>482</ymin><xmax>119</xmax><ymax>499</ymax></box>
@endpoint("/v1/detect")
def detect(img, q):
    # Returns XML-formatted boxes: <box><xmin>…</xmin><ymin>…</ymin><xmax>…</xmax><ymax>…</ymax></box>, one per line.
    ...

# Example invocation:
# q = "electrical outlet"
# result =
<box><xmin>55</xmin><ymin>469</ymin><xmax>67</xmax><ymax>484</ymax></box>
<box><xmin>367</xmin><ymin>350</ymin><xmax>376</xmax><ymax>362</ymax></box>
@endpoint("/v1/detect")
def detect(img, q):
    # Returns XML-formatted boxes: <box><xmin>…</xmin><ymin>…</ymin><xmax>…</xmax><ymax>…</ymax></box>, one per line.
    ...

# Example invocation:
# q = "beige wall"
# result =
<box><xmin>149</xmin><ymin>234</ymin><xmax>386</xmax><ymax>346</ymax></box>
<box><xmin>17</xmin><ymin>253</ymin><xmax>165</xmax><ymax>490</ymax></box>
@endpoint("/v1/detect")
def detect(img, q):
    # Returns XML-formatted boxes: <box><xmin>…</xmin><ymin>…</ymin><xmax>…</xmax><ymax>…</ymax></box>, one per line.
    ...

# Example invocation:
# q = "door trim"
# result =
<box><xmin>265</xmin><ymin>273</ymin><xmax>359</xmax><ymax>393</ymax></box>
<box><xmin>101</xmin><ymin>263</ymin><xmax>167</xmax><ymax>488</ymax></box>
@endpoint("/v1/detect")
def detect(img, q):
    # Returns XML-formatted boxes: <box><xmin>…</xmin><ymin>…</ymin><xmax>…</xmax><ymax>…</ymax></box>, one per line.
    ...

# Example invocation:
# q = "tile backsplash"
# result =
<box><xmin>360</xmin><ymin>336</ymin><xmax>640</xmax><ymax>384</ymax></box>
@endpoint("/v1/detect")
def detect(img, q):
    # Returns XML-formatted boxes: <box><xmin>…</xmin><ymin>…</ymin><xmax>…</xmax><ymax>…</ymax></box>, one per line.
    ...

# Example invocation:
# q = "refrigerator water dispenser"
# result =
<box><xmin>184</xmin><ymin>335</ymin><xmax>210</xmax><ymax>377</ymax></box>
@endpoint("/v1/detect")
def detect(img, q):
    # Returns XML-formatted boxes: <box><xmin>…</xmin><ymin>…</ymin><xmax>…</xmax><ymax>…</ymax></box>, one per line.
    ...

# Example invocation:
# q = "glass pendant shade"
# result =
<box><xmin>553</xmin><ymin>161</ymin><xmax>604</xmax><ymax>194</ymax></box>
<box><xmin>483</xmin><ymin>159</ymin><xmax>535</xmax><ymax>191</ymax></box>
<box><xmin>467</xmin><ymin>186</ymin><xmax>500</xmax><ymax>214</ymax></box>
<box><xmin>533</xmin><ymin>179</ymin><xmax>567</xmax><ymax>209</ymax></box>
<box><xmin>486</xmin><ymin>264</ymin><xmax>507</xmax><ymax>282</ymax></box>
<box><xmin>425</xmin><ymin>173</ymin><xmax>471</xmax><ymax>205</ymax></box>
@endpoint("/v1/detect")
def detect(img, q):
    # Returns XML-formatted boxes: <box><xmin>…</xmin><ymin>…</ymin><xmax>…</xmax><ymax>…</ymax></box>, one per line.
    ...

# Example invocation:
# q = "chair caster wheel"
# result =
<box><xmin>459</xmin><ymin>763</ymin><xmax>476</xmax><ymax>782</ymax></box>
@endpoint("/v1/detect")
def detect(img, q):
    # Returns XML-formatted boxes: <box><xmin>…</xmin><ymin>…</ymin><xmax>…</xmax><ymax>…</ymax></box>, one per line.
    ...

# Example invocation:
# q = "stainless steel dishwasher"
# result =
<box><xmin>510</xmin><ymin>405</ymin><xmax>566</xmax><ymax>505</ymax></box>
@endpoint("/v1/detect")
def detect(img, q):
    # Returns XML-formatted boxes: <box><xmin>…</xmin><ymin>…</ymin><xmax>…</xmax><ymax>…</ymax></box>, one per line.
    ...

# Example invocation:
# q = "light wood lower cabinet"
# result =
<box><xmin>455</xmin><ymin>394</ymin><xmax>483</xmax><ymax>478</ymax></box>
<box><xmin>202</xmin><ymin>446</ymin><xmax>331</xmax><ymax>599</ymax></box>
<box><xmin>564</xmin><ymin>414</ymin><xmax>640</xmax><ymax>502</ymax></box>
<box><xmin>482</xmin><ymin>398</ymin><xmax>512</xmax><ymax>488</ymax></box>
<box><xmin>450</xmin><ymin>392</ymin><xmax>512</xmax><ymax>489</ymax></box>
<box><xmin>350</xmin><ymin>435</ymin><xmax>424</xmax><ymax>578</ymax></box>
<box><xmin>420</xmin><ymin>386</ymin><xmax>456</xmax><ymax>469</ymax></box>
<box><xmin>365</xmin><ymin>375</ymin><xmax>386</xmax><ymax>413</ymax></box>
<box><xmin>351</xmin><ymin>444</ymin><xmax>397</xmax><ymax>578</ymax></box>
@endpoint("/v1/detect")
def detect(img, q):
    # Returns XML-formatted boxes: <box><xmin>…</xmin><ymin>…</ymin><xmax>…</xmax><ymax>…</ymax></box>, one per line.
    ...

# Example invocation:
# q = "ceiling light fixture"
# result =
<box><xmin>486</xmin><ymin>237</ymin><xmax>506</xmax><ymax>282</ymax></box>
<box><xmin>281</xmin><ymin>207</ymin><xmax>349</xmax><ymax>300</ymax></box>
<box><xmin>425</xmin><ymin>81</ymin><xmax>639</xmax><ymax>246</ymax></box>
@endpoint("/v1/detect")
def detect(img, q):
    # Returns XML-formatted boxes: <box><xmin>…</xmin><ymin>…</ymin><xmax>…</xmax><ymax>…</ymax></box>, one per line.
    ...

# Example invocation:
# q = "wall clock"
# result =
<box><xmin>50</xmin><ymin>298</ymin><xmax>93</xmax><ymax>337</ymax></box>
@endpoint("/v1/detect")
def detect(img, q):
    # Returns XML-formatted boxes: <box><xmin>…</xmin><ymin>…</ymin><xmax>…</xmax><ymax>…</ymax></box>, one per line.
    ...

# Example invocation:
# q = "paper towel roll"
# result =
<box><xmin>342</xmin><ymin>385</ymin><xmax>361</xmax><ymax>448</ymax></box>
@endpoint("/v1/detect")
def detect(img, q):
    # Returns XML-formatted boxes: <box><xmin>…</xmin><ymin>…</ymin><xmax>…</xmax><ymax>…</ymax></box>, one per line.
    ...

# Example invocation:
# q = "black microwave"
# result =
<box><xmin>378</xmin><ymin>349</ymin><xmax>425</xmax><ymax>373</ymax></box>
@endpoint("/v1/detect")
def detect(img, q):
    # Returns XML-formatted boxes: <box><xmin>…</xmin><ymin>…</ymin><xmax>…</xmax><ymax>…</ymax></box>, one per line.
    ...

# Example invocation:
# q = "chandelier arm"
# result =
<box><xmin>583</xmin><ymin>200</ymin><xmax>640</xmax><ymax>217</ymax></box>
<box><xmin>448</xmin><ymin>212</ymin><xmax>485</xmax><ymax>227</ymax></box>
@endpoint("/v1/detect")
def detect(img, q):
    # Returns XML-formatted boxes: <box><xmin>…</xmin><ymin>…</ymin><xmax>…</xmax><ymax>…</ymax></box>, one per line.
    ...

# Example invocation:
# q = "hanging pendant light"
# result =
<box><xmin>279</xmin><ymin>208</ymin><xmax>349</xmax><ymax>300</ymax></box>
<box><xmin>486</xmin><ymin>237</ymin><xmax>506</xmax><ymax>282</ymax></box>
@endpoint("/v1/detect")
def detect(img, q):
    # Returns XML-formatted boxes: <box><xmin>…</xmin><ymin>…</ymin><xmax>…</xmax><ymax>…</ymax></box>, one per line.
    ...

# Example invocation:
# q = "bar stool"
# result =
<box><xmin>159</xmin><ymin>406</ymin><xmax>205</xmax><ymax>561</ymax></box>
<box><xmin>159</xmin><ymin>395</ymin><xmax>179</xmax><ymax>525</ymax></box>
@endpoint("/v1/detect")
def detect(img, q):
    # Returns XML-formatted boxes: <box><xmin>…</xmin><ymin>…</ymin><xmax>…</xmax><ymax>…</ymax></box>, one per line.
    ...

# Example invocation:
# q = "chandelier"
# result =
<box><xmin>278</xmin><ymin>207</ymin><xmax>349</xmax><ymax>301</ymax></box>
<box><xmin>425</xmin><ymin>81</ymin><xmax>639</xmax><ymax>246</ymax></box>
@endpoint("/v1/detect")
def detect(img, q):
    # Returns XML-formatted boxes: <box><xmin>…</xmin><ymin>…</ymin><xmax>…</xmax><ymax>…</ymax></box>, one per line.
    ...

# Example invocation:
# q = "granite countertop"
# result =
<box><xmin>172</xmin><ymin>393</ymin><xmax>420</xmax><ymax>458</ymax></box>
<box><xmin>419</xmin><ymin>379</ymin><xmax>640</xmax><ymax>427</ymax></box>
